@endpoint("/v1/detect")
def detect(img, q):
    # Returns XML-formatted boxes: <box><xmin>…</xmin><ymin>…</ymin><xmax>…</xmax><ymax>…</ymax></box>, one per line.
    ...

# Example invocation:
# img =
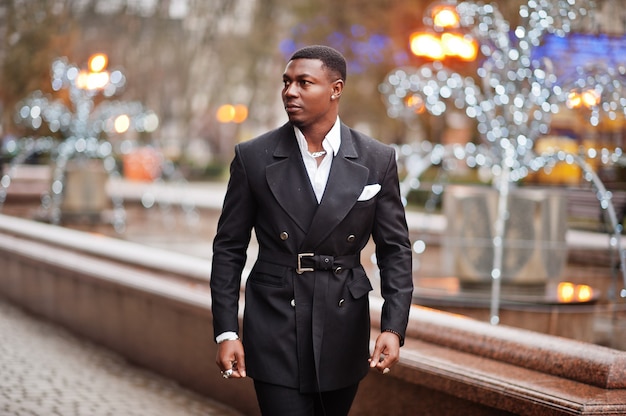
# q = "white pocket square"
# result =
<box><xmin>357</xmin><ymin>184</ymin><xmax>381</xmax><ymax>201</ymax></box>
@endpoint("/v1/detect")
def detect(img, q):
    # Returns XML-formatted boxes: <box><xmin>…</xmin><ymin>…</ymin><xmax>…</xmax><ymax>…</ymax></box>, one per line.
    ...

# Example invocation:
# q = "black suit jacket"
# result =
<box><xmin>210</xmin><ymin>122</ymin><xmax>413</xmax><ymax>392</ymax></box>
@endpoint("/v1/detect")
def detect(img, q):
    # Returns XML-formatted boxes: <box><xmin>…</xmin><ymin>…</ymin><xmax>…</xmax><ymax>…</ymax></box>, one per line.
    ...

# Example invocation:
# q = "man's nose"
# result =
<box><xmin>284</xmin><ymin>83</ymin><xmax>298</xmax><ymax>97</ymax></box>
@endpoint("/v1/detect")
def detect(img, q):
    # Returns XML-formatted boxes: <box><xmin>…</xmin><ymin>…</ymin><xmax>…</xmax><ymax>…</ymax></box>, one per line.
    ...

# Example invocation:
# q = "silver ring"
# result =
<box><xmin>222</xmin><ymin>369</ymin><xmax>233</xmax><ymax>378</ymax></box>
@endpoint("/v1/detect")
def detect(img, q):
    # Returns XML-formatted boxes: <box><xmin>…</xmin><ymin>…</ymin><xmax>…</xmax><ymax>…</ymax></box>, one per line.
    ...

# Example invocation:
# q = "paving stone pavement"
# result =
<box><xmin>0</xmin><ymin>298</ymin><xmax>244</xmax><ymax>416</ymax></box>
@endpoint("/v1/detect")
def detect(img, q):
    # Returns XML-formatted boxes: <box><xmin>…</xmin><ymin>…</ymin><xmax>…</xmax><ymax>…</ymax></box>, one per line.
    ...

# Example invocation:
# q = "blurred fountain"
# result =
<box><xmin>0</xmin><ymin>54</ymin><xmax>194</xmax><ymax>233</ymax></box>
<box><xmin>379</xmin><ymin>0</ymin><xmax>626</xmax><ymax>326</ymax></box>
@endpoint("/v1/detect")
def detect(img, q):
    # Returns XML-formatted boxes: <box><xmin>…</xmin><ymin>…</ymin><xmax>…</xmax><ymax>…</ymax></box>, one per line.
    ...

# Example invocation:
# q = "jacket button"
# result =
<box><xmin>338</xmin><ymin>299</ymin><xmax>345</xmax><ymax>307</ymax></box>
<box><xmin>290</xmin><ymin>299</ymin><xmax>296</xmax><ymax>307</ymax></box>
<box><xmin>334</xmin><ymin>267</ymin><xmax>343</xmax><ymax>274</ymax></box>
<box><xmin>280</xmin><ymin>232</ymin><xmax>289</xmax><ymax>241</ymax></box>
<box><xmin>347</xmin><ymin>234</ymin><xmax>356</xmax><ymax>242</ymax></box>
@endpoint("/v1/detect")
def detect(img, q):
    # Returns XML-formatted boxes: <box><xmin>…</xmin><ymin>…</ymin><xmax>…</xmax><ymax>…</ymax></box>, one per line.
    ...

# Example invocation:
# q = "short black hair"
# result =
<box><xmin>289</xmin><ymin>45</ymin><xmax>347</xmax><ymax>82</ymax></box>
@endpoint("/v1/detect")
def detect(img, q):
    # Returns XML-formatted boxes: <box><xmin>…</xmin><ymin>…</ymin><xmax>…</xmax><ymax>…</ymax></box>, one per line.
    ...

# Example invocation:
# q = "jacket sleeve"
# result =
<box><xmin>371</xmin><ymin>149</ymin><xmax>413</xmax><ymax>345</ymax></box>
<box><xmin>210</xmin><ymin>145</ymin><xmax>257</xmax><ymax>340</ymax></box>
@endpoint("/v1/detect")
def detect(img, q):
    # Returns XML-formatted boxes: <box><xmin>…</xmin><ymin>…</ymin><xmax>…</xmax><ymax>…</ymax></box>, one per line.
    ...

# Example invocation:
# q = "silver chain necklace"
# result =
<box><xmin>309</xmin><ymin>150</ymin><xmax>327</xmax><ymax>158</ymax></box>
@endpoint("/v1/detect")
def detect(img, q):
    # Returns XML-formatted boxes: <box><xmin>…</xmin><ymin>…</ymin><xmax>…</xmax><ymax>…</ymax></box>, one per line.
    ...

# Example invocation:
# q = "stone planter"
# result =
<box><xmin>60</xmin><ymin>159</ymin><xmax>110</xmax><ymax>220</ymax></box>
<box><xmin>443</xmin><ymin>185</ymin><xmax>568</xmax><ymax>286</ymax></box>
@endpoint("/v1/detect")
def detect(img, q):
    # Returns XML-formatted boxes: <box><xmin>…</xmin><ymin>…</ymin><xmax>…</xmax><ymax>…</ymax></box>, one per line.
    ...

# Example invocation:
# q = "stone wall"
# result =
<box><xmin>0</xmin><ymin>214</ymin><xmax>624</xmax><ymax>415</ymax></box>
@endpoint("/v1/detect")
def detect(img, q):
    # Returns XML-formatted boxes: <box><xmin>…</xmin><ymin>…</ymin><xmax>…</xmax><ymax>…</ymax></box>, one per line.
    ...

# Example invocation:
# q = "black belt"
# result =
<box><xmin>259</xmin><ymin>251</ymin><xmax>360</xmax><ymax>274</ymax></box>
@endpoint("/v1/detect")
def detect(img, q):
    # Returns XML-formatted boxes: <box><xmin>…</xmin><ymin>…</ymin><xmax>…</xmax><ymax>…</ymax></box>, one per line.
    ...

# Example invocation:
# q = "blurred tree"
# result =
<box><xmin>278</xmin><ymin>0</ymin><xmax>434</xmax><ymax>144</ymax></box>
<box><xmin>0</xmin><ymin>0</ymin><xmax>78</xmax><ymax>137</ymax></box>
<box><xmin>0</xmin><ymin>0</ymin><xmax>292</xmax><ymax>165</ymax></box>
<box><xmin>0</xmin><ymin>0</ymin><xmax>532</xmax><ymax>167</ymax></box>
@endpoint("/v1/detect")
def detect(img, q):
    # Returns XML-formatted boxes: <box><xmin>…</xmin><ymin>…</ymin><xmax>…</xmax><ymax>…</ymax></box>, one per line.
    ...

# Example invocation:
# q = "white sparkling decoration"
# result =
<box><xmin>381</xmin><ymin>0</ymin><xmax>626</xmax><ymax>319</ymax></box>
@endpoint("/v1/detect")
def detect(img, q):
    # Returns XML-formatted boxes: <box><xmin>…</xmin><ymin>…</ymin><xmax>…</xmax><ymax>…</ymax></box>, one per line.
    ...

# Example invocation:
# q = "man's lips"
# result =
<box><xmin>284</xmin><ymin>103</ymin><xmax>301</xmax><ymax>113</ymax></box>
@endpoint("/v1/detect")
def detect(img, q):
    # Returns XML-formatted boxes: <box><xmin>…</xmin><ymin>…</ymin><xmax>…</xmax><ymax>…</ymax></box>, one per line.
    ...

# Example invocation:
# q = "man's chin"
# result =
<box><xmin>287</xmin><ymin>114</ymin><xmax>304</xmax><ymax>127</ymax></box>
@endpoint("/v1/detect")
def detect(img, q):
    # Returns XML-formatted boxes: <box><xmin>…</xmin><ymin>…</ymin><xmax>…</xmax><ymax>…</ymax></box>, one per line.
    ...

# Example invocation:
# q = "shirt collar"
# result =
<box><xmin>294</xmin><ymin>117</ymin><xmax>341</xmax><ymax>157</ymax></box>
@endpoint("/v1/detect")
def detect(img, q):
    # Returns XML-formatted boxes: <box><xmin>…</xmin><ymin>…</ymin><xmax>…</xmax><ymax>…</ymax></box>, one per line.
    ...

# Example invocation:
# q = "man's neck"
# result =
<box><xmin>298</xmin><ymin>118</ymin><xmax>336</xmax><ymax>148</ymax></box>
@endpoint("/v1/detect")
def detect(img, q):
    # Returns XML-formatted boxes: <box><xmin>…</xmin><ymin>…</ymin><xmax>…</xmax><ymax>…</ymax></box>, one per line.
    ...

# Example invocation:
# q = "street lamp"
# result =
<box><xmin>424</xmin><ymin>0</ymin><xmax>460</xmax><ymax>29</ymax></box>
<box><xmin>409</xmin><ymin>2</ymin><xmax>478</xmax><ymax>62</ymax></box>
<box><xmin>75</xmin><ymin>53</ymin><xmax>110</xmax><ymax>91</ymax></box>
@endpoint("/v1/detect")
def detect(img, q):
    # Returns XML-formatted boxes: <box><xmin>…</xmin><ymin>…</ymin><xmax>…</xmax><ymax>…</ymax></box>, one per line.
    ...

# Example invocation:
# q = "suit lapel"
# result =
<box><xmin>301</xmin><ymin>124</ymin><xmax>369</xmax><ymax>250</ymax></box>
<box><xmin>266</xmin><ymin>126</ymin><xmax>318</xmax><ymax>233</ymax></box>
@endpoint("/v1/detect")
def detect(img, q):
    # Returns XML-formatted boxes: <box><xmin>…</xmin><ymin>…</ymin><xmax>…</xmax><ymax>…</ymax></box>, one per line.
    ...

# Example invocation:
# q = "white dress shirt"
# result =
<box><xmin>294</xmin><ymin>117</ymin><xmax>342</xmax><ymax>203</ymax></box>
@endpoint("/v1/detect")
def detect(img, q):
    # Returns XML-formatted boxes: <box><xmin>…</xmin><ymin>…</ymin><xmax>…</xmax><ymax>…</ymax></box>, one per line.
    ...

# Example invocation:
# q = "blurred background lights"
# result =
<box><xmin>410</xmin><ymin>33</ymin><xmax>445</xmax><ymax>60</ymax></box>
<box><xmin>557</xmin><ymin>282</ymin><xmax>594</xmax><ymax>303</ymax></box>
<box><xmin>433</xmin><ymin>7</ymin><xmax>460</xmax><ymax>29</ymax></box>
<box><xmin>216</xmin><ymin>104</ymin><xmax>248</xmax><ymax>124</ymax></box>
<box><xmin>381</xmin><ymin>0</ymin><xmax>626</xmax><ymax>320</ymax></box>
<box><xmin>114</xmin><ymin>114</ymin><xmax>131</xmax><ymax>133</ymax></box>
<box><xmin>88</xmin><ymin>53</ymin><xmax>108</xmax><ymax>72</ymax></box>
<box><xmin>1</xmin><ymin>53</ymin><xmax>160</xmax><ymax>232</ymax></box>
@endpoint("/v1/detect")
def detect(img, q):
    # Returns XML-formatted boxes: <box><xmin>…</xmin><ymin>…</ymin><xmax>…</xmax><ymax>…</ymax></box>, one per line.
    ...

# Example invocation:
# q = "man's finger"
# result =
<box><xmin>234</xmin><ymin>354</ymin><xmax>247</xmax><ymax>377</ymax></box>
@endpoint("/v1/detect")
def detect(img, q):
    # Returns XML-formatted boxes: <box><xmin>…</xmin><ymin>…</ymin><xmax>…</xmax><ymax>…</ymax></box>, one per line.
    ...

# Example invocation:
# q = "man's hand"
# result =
<box><xmin>216</xmin><ymin>339</ymin><xmax>246</xmax><ymax>378</ymax></box>
<box><xmin>368</xmin><ymin>331</ymin><xmax>400</xmax><ymax>374</ymax></box>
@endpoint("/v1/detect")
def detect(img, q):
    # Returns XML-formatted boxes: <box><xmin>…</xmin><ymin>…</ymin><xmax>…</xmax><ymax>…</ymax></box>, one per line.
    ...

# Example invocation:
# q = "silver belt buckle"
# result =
<box><xmin>296</xmin><ymin>253</ymin><xmax>315</xmax><ymax>274</ymax></box>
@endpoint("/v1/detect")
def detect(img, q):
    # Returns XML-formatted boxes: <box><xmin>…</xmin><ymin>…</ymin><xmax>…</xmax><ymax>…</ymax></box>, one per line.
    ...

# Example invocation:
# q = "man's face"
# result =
<box><xmin>282</xmin><ymin>58</ymin><xmax>339</xmax><ymax>129</ymax></box>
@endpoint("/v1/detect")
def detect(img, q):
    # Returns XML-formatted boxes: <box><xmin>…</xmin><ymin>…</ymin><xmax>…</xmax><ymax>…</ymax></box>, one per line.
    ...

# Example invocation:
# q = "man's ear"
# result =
<box><xmin>331</xmin><ymin>79</ymin><xmax>344</xmax><ymax>100</ymax></box>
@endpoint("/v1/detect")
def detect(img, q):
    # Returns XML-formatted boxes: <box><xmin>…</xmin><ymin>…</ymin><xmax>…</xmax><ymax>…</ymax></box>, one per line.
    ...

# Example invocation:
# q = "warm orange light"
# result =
<box><xmin>232</xmin><ymin>104</ymin><xmax>248</xmax><ymax>123</ymax></box>
<box><xmin>441</xmin><ymin>33</ymin><xmax>478</xmax><ymax>61</ymax></box>
<box><xmin>75</xmin><ymin>70</ymin><xmax>89</xmax><ymax>89</ymax></box>
<box><xmin>567</xmin><ymin>89</ymin><xmax>600</xmax><ymax>109</ymax></box>
<box><xmin>557</xmin><ymin>282</ymin><xmax>576</xmax><ymax>302</ymax></box>
<box><xmin>410</xmin><ymin>32</ymin><xmax>445</xmax><ymax>60</ymax></box>
<box><xmin>581</xmin><ymin>89</ymin><xmax>600</xmax><ymax>107</ymax></box>
<box><xmin>73</xmin><ymin>54</ymin><xmax>111</xmax><ymax>90</ymax></box>
<box><xmin>557</xmin><ymin>282</ymin><xmax>594</xmax><ymax>303</ymax></box>
<box><xmin>576</xmin><ymin>284</ymin><xmax>593</xmax><ymax>302</ymax></box>
<box><xmin>406</xmin><ymin>94</ymin><xmax>426</xmax><ymax>114</ymax></box>
<box><xmin>532</xmin><ymin>136</ymin><xmax>581</xmax><ymax>185</ymax></box>
<box><xmin>432</xmin><ymin>6</ymin><xmax>460</xmax><ymax>29</ymax></box>
<box><xmin>566</xmin><ymin>91</ymin><xmax>582</xmax><ymax>108</ymax></box>
<box><xmin>216</xmin><ymin>104</ymin><xmax>248</xmax><ymax>123</ymax></box>
<box><xmin>123</xmin><ymin>147</ymin><xmax>162</xmax><ymax>182</ymax></box>
<box><xmin>216</xmin><ymin>104</ymin><xmax>235</xmax><ymax>123</ymax></box>
<box><xmin>410</xmin><ymin>31</ymin><xmax>477</xmax><ymax>61</ymax></box>
<box><xmin>75</xmin><ymin>65</ymin><xmax>110</xmax><ymax>91</ymax></box>
<box><xmin>88</xmin><ymin>53</ymin><xmax>108</xmax><ymax>73</ymax></box>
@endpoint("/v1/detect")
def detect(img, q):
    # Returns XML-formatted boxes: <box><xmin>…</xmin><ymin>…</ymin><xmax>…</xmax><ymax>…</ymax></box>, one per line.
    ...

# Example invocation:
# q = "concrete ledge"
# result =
<box><xmin>0</xmin><ymin>214</ymin><xmax>625</xmax><ymax>415</ymax></box>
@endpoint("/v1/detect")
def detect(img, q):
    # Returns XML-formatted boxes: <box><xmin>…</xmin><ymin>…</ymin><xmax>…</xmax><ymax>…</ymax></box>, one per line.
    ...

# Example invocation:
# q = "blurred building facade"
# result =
<box><xmin>0</xmin><ymin>0</ymin><xmax>624</xmax><ymax>181</ymax></box>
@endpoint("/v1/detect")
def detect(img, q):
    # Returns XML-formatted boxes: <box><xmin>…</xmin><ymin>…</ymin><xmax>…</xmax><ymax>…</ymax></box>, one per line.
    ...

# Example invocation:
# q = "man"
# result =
<box><xmin>210</xmin><ymin>45</ymin><xmax>413</xmax><ymax>415</ymax></box>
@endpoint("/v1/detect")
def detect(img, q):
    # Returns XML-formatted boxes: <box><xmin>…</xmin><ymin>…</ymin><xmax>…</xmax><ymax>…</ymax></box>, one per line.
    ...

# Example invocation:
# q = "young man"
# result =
<box><xmin>210</xmin><ymin>45</ymin><xmax>413</xmax><ymax>415</ymax></box>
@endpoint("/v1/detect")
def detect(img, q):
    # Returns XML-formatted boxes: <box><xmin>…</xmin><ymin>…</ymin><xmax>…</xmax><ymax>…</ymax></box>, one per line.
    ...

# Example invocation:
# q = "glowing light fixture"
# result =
<box><xmin>410</xmin><ymin>2</ymin><xmax>477</xmax><ymax>62</ymax></box>
<box><xmin>88</xmin><ymin>53</ymin><xmax>108</xmax><ymax>73</ymax></box>
<box><xmin>410</xmin><ymin>32</ymin><xmax>445</xmax><ymax>60</ymax></box>
<box><xmin>557</xmin><ymin>282</ymin><xmax>594</xmax><ymax>303</ymax></box>
<box><xmin>432</xmin><ymin>5</ymin><xmax>460</xmax><ymax>29</ymax></box>
<box><xmin>75</xmin><ymin>53</ymin><xmax>111</xmax><ymax>91</ymax></box>
<box><xmin>441</xmin><ymin>33</ymin><xmax>478</xmax><ymax>61</ymax></box>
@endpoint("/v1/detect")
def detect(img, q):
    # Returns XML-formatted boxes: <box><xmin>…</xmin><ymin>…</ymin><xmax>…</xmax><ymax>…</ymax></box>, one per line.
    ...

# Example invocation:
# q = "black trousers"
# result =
<box><xmin>254</xmin><ymin>380</ymin><xmax>359</xmax><ymax>416</ymax></box>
